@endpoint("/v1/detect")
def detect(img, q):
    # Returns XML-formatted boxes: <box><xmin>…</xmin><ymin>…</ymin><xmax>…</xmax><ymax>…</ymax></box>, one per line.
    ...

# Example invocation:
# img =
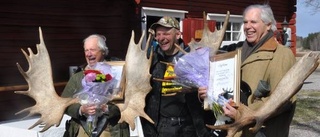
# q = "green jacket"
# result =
<box><xmin>240</xmin><ymin>38</ymin><xmax>296</xmax><ymax>137</ymax></box>
<box><xmin>61</xmin><ymin>71</ymin><xmax>129</xmax><ymax>137</ymax></box>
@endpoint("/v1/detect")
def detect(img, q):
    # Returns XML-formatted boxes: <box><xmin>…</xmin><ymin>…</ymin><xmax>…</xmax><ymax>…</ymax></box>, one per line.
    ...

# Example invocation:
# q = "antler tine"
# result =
<box><xmin>144</xmin><ymin>30</ymin><xmax>154</xmax><ymax>63</ymax></box>
<box><xmin>174</xmin><ymin>43</ymin><xmax>188</xmax><ymax>54</ymax></box>
<box><xmin>116</xmin><ymin>30</ymin><xmax>154</xmax><ymax>130</ymax></box>
<box><xmin>28</xmin><ymin>119</ymin><xmax>44</xmax><ymax>130</ymax></box>
<box><xmin>146</xmin><ymin>28</ymin><xmax>155</xmax><ymax>51</ymax></box>
<box><xmin>15</xmin><ymin>47</ymin><xmax>35</xmax><ymax>81</ymax></box>
<box><xmin>15</xmin><ymin>107</ymin><xmax>33</xmax><ymax>116</ymax></box>
<box><xmin>189</xmin><ymin>11</ymin><xmax>230</xmax><ymax>56</ymax></box>
<box><xmin>203</xmin><ymin>11</ymin><xmax>207</xmax><ymax>28</ymax></box>
<box><xmin>14</xmin><ymin>27</ymin><xmax>79</xmax><ymax>132</ymax></box>
<box><xmin>206</xmin><ymin>52</ymin><xmax>319</xmax><ymax>137</ymax></box>
<box><xmin>215</xmin><ymin>11</ymin><xmax>230</xmax><ymax>51</ymax></box>
<box><xmin>16</xmin><ymin>63</ymin><xmax>28</xmax><ymax>82</ymax></box>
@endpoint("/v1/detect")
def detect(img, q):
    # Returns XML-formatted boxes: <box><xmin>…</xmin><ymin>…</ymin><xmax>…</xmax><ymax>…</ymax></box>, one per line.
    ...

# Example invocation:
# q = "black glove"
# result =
<box><xmin>254</xmin><ymin>80</ymin><xmax>270</xmax><ymax>99</ymax></box>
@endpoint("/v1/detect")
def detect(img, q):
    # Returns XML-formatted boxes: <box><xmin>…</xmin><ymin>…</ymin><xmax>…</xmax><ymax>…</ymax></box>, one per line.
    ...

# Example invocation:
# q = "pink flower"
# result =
<box><xmin>85</xmin><ymin>73</ymin><xmax>97</xmax><ymax>82</ymax></box>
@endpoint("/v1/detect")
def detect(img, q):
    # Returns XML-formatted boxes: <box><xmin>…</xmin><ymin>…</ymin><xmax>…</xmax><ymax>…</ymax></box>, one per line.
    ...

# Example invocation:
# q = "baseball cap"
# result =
<box><xmin>150</xmin><ymin>16</ymin><xmax>180</xmax><ymax>30</ymax></box>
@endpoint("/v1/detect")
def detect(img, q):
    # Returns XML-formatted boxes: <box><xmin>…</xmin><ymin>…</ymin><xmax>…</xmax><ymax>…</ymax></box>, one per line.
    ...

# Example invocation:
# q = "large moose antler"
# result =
<box><xmin>188</xmin><ymin>11</ymin><xmax>230</xmax><ymax>56</ymax></box>
<box><xmin>15</xmin><ymin>27</ymin><xmax>154</xmax><ymax>132</ymax></box>
<box><xmin>206</xmin><ymin>52</ymin><xmax>319</xmax><ymax>137</ymax></box>
<box><xmin>116</xmin><ymin>30</ymin><xmax>154</xmax><ymax>130</ymax></box>
<box><xmin>15</xmin><ymin>27</ymin><xmax>79</xmax><ymax>132</ymax></box>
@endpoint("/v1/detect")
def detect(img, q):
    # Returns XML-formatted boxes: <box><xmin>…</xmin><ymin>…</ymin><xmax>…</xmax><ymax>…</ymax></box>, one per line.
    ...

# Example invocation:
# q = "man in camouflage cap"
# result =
<box><xmin>149</xmin><ymin>16</ymin><xmax>182</xmax><ymax>55</ymax></box>
<box><xmin>150</xmin><ymin>16</ymin><xmax>180</xmax><ymax>30</ymax></box>
<box><xmin>142</xmin><ymin>16</ymin><xmax>215</xmax><ymax>137</ymax></box>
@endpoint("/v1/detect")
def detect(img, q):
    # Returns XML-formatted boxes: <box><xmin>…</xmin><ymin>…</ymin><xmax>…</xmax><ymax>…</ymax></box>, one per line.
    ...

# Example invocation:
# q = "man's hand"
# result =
<box><xmin>80</xmin><ymin>104</ymin><xmax>97</xmax><ymax>115</ymax></box>
<box><xmin>198</xmin><ymin>87</ymin><xmax>208</xmax><ymax>100</ymax></box>
<box><xmin>100</xmin><ymin>104</ymin><xmax>109</xmax><ymax>114</ymax></box>
<box><xmin>223</xmin><ymin>99</ymin><xmax>238</xmax><ymax>119</ymax></box>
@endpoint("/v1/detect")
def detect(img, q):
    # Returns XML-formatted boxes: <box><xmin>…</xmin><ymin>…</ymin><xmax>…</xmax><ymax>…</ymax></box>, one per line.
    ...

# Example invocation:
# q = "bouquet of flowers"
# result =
<box><xmin>174</xmin><ymin>47</ymin><xmax>231</xmax><ymax>125</ymax></box>
<box><xmin>74</xmin><ymin>62</ymin><xmax>119</xmax><ymax>136</ymax></box>
<box><xmin>174</xmin><ymin>47</ymin><xmax>210</xmax><ymax>88</ymax></box>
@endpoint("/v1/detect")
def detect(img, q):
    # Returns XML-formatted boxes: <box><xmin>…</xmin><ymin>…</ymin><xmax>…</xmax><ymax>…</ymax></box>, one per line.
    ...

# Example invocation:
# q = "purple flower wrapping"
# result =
<box><xmin>80</xmin><ymin>62</ymin><xmax>117</xmax><ymax>96</ymax></box>
<box><xmin>74</xmin><ymin>62</ymin><xmax>120</xmax><ymax>134</ymax></box>
<box><xmin>174</xmin><ymin>47</ymin><xmax>210</xmax><ymax>88</ymax></box>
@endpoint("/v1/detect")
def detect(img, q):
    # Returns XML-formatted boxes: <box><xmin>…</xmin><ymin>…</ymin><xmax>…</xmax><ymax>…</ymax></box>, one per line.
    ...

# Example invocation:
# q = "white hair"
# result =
<box><xmin>243</xmin><ymin>4</ymin><xmax>277</xmax><ymax>31</ymax></box>
<box><xmin>83</xmin><ymin>34</ymin><xmax>109</xmax><ymax>56</ymax></box>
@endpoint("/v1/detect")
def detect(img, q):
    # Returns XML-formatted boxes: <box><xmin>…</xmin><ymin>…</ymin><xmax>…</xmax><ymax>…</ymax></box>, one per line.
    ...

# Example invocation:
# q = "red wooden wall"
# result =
<box><xmin>140</xmin><ymin>0</ymin><xmax>296</xmax><ymax>21</ymax></box>
<box><xmin>0</xmin><ymin>0</ymin><xmax>139</xmax><ymax>121</ymax></box>
<box><xmin>0</xmin><ymin>0</ymin><xmax>138</xmax><ymax>87</ymax></box>
<box><xmin>182</xmin><ymin>18</ymin><xmax>216</xmax><ymax>44</ymax></box>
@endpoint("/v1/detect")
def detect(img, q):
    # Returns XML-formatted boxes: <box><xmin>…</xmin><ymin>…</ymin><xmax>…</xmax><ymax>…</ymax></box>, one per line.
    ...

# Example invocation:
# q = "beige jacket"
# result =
<box><xmin>239</xmin><ymin>37</ymin><xmax>296</xmax><ymax>137</ymax></box>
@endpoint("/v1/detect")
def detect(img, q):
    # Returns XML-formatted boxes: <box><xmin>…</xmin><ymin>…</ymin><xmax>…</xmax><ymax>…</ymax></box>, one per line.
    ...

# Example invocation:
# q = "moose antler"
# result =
<box><xmin>206</xmin><ymin>52</ymin><xmax>319</xmax><ymax>137</ymax></box>
<box><xmin>15</xmin><ymin>27</ymin><xmax>154</xmax><ymax>132</ymax></box>
<box><xmin>188</xmin><ymin>11</ymin><xmax>230</xmax><ymax>56</ymax></box>
<box><xmin>15</xmin><ymin>27</ymin><xmax>79</xmax><ymax>132</ymax></box>
<box><xmin>116</xmin><ymin>30</ymin><xmax>154</xmax><ymax>130</ymax></box>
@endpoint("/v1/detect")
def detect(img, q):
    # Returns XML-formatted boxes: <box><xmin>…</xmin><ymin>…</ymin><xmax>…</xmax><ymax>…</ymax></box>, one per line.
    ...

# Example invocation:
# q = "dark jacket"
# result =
<box><xmin>141</xmin><ymin>41</ymin><xmax>215</xmax><ymax>137</ymax></box>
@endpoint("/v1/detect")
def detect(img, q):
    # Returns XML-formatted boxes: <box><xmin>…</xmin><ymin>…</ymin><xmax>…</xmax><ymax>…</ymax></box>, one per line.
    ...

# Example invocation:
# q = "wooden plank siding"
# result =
<box><xmin>0</xmin><ymin>0</ymin><xmax>139</xmax><ymax>121</ymax></box>
<box><xmin>0</xmin><ymin>83</ymin><xmax>65</xmax><ymax>121</ymax></box>
<box><xmin>140</xmin><ymin>0</ymin><xmax>296</xmax><ymax>20</ymax></box>
<box><xmin>0</xmin><ymin>0</ymin><xmax>138</xmax><ymax>86</ymax></box>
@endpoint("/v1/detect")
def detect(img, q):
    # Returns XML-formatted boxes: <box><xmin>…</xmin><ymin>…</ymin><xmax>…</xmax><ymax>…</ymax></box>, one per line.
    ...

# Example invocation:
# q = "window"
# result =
<box><xmin>207</xmin><ymin>13</ymin><xmax>245</xmax><ymax>46</ymax></box>
<box><xmin>216</xmin><ymin>22</ymin><xmax>242</xmax><ymax>41</ymax></box>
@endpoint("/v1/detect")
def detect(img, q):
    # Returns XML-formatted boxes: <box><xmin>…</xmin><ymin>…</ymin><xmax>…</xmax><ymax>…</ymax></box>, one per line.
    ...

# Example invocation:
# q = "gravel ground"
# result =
<box><xmin>289</xmin><ymin>67</ymin><xmax>320</xmax><ymax>137</ymax></box>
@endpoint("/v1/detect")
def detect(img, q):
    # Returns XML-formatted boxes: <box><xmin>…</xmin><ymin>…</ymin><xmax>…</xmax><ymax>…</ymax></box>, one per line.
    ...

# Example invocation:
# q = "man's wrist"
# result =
<box><xmin>103</xmin><ymin>105</ymin><xmax>109</xmax><ymax>114</ymax></box>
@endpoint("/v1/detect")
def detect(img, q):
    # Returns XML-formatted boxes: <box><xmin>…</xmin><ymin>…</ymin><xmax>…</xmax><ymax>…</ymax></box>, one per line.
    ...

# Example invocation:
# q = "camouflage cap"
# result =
<box><xmin>150</xmin><ymin>16</ymin><xmax>180</xmax><ymax>30</ymax></box>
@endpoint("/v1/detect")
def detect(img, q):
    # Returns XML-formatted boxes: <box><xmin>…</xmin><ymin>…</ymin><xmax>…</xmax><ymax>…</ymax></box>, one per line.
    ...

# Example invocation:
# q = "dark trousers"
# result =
<box><xmin>157</xmin><ymin>116</ymin><xmax>196</xmax><ymax>137</ymax></box>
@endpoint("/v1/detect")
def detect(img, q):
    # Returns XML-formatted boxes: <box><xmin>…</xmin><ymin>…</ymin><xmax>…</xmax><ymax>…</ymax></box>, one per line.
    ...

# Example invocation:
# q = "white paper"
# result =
<box><xmin>208</xmin><ymin>57</ymin><xmax>236</xmax><ymax>104</ymax></box>
<box><xmin>111</xmin><ymin>65</ymin><xmax>124</xmax><ymax>88</ymax></box>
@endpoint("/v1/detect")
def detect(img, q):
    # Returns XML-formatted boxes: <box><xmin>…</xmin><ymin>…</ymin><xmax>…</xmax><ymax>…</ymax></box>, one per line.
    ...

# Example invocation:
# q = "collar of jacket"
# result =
<box><xmin>242</xmin><ymin>37</ymin><xmax>278</xmax><ymax>65</ymax></box>
<box><xmin>255</xmin><ymin>37</ymin><xmax>278</xmax><ymax>52</ymax></box>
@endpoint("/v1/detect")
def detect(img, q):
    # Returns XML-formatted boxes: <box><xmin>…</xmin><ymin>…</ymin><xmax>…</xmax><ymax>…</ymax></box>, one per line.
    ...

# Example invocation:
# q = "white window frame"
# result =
<box><xmin>207</xmin><ymin>13</ymin><xmax>245</xmax><ymax>46</ymax></box>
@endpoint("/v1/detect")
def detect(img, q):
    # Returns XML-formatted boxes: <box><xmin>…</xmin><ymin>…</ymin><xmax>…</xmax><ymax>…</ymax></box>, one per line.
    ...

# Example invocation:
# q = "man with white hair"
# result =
<box><xmin>61</xmin><ymin>34</ymin><xmax>129</xmax><ymax>137</ymax></box>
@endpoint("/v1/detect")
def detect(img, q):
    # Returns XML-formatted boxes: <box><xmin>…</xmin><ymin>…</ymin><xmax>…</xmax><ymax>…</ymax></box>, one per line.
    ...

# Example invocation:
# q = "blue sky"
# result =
<box><xmin>296</xmin><ymin>1</ymin><xmax>320</xmax><ymax>37</ymax></box>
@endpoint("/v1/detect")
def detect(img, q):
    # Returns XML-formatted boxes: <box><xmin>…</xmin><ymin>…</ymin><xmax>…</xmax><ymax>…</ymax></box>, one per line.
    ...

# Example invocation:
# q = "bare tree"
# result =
<box><xmin>303</xmin><ymin>0</ymin><xmax>320</xmax><ymax>14</ymax></box>
<box><xmin>310</xmin><ymin>33</ymin><xmax>320</xmax><ymax>51</ymax></box>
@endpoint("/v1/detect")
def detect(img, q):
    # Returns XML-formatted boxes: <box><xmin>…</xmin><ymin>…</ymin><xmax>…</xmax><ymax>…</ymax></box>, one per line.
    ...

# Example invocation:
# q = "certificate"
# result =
<box><xmin>204</xmin><ymin>49</ymin><xmax>241</xmax><ymax>110</ymax></box>
<box><xmin>106</xmin><ymin>61</ymin><xmax>126</xmax><ymax>101</ymax></box>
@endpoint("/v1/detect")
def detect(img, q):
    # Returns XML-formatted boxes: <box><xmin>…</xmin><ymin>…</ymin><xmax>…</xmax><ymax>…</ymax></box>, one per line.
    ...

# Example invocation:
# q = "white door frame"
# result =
<box><xmin>140</xmin><ymin>7</ymin><xmax>188</xmax><ymax>47</ymax></box>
